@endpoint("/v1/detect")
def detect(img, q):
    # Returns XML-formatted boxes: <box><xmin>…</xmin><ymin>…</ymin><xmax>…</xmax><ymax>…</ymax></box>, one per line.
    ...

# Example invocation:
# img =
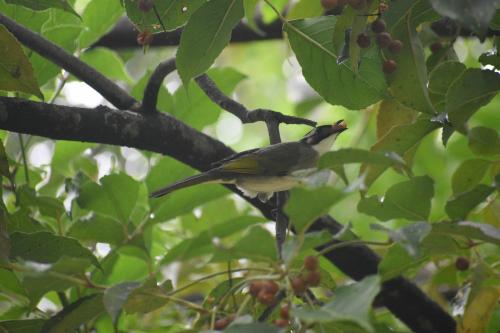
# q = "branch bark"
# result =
<box><xmin>0</xmin><ymin>97</ymin><xmax>456</xmax><ymax>333</ymax></box>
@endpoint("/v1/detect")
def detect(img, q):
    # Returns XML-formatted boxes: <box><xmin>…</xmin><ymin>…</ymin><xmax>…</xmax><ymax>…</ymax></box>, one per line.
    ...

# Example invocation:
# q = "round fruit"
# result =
<box><xmin>214</xmin><ymin>317</ymin><xmax>230</xmax><ymax>330</ymax></box>
<box><xmin>249</xmin><ymin>281</ymin><xmax>264</xmax><ymax>297</ymax></box>
<box><xmin>320</xmin><ymin>0</ymin><xmax>338</xmax><ymax>10</ymax></box>
<box><xmin>356</xmin><ymin>33</ymin><xmax>371</xmax><ymax>48</ymax></box>
<box><xmin>304</xmin><ymin>255</ymin><xmax>319</xmax><ymax>271</ymax></box>
<box><xmin>291</xmin><ymin>276</ymin><xmax>307</xmax><ymax>294</ymax></box>
<box><xmin>280</xmin><ymin>305</ymin><xmax>290</xmax><ymax>319</ymax></box>
<box><xmin>305</xmin><ymin>271</ymin><xmax>321</xmax><ymax>287</ymax></box>
<box><xmin>430</xmin><ymin>42</ymin><xmax>442</xmax><ymax>53</ymax></box>
<box><xmin>349</xmin><ymin>0</ymin><xmax>366</xmax><ymax>10</ymax></box>
<box><xmin>137</xmin><ymin>31</ymin><xmax>153</xmax><ymax>46</ymax></box>
<box><xmin>257</xmin><ymin>290</ymin><xmax>275</xmax><ymax>305</ymax></box>
<box><xmin>262</xmin><ymin>280</ymin><xmax>279</xmax><ymax>295</ymax></box>
<box><xmin>138</xmin><ymin>0</ymin><xmax>154</xmax><ymax>12</ymax></box>
<box><xmin>388</xmin><ymin>39</ymin><xmax>403</xmax><ymax>54</ymax></box>
<box><xmin>455</xmin><ymin>257</ymin><xmax>470</xmax><ymax>271</ymax></box>
<box><xmin>376</xmin><ymin>32</ymin><xmax>392</xmax><ymax>48</ymax></box>
<box><xmin>371</xmin><ymin>19</ymin><xmax>386</xmax><ymax>33</ymax></box>
<box><xmin>275</xmin><ymin>318</ymin><xmax>289</xmax><ymax>328</ymax></box>
<box><xmin>383</xmin><ymin>59</ymin><xmax>397</xmax><ymax>74</ymax></box>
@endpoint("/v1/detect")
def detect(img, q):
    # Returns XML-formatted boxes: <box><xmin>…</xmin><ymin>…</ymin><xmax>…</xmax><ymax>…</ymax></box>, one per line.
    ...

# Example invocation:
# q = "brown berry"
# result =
<box><xmin>249</xmin><ymin>281</ymin><xmax>264</xmax><ymax>297</ymax></box>
<box><xmin>305</xmin><ymin>271</ymin><xmax>321</xmax><ymax>287</ymax></box>
<box><xmin>376</xmin><ymin>32</ymin><xmax>392</xmax><ymax>48</ymax></box>
<box><xmin>275</xmin><ymin>318</ymin><xmax>289</xmax><ymax>328</ymax></box>
<box><xmin>291</xmin><ymin>276</ymin><xmax>307</xmax><ymax>294</ymax></box>
<box><xmin>430</xmin><ymin>42</ymin><xmax>442</xmax><ymax>53</ymax></box>
<box><xmin>262</xmin><ymin>280</ymin><xmax>279</xmax><ymax>295</ymax></box>
<box><xmin>214</xmin><ymin>317</ymin><xmax>230</xmax><ymax>330</ymax></box>
<box><xmin>455</xmin><ymin>257</ymin><xmax>470</xmax><ymax>271</ymax></box>
<box><xmin>304</xmin><ymin>256</ymin><xmax>319</xmax><ymax>271</ymax></box>
<box><xmin>382</xmin><ymin>59</ymin><xmax>397</xmax><ymax>74</ymax></box>
<box><xmin>280</xmin><ymin>305</ymin><xmax>290</xmax><ymax>319</ymax></box>
<box><xmin>349</xmin><ymin>0</ymin><xmax>366</xmax><ymax>10</ymax></box>
<box><xmin>320</xmin><ymin>0</ymin><xmax>338</xmax><ymax>10</ymax></box>
<box><xmin>371</xmin><ymin>19</ymin><xmax>386</xmax><ymax>33</ymax></box>
<box><xmin>356</xmin><ymin>33</ymin><xmax>371</xmax><ymax>48</ymax></box>
<box><xmin>137</xmin><ymin>31</ymin><xmax>153</xmax><ymax>46</ymax></box>
<box><xmin>257</xmin><ymin>290</ymin><xmax>275</xmax><ymax>305</ymax></box>
<box><xmin>388</xmin><ymin>39</ymin><xmax>403</xmax><ymax>54</ymax></box>
<box><xmin>138</xmin><ymin>0</ymin><xmax>154</xmax><ymax>12</ymax></box>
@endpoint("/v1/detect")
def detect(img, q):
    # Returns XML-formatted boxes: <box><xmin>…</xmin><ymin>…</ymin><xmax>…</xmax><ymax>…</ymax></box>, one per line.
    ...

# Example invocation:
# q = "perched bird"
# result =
<box><xmin>150</xmin><ymin>120</ymin><xmax>347</xmax><ymax>202</ymax></box>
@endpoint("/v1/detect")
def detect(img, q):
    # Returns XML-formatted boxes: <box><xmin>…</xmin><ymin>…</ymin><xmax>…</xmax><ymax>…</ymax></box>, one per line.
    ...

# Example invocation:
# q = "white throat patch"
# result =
<box><xmin>312</xmin><ymin>133</ymin><xmax>338</xmax><ymax>155</ymax></box>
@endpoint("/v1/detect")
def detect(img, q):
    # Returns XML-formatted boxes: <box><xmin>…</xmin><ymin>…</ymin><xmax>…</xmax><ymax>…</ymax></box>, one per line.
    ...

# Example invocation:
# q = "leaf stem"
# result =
<box><xmin>17</xmin><ymin>133</ymin><xmax>29</xmax><ymax>186</ymax></box>
<box><xmin>316</xmin><ymin>239</ymin><xmax>392</xmax><ymax>257</ymax></box>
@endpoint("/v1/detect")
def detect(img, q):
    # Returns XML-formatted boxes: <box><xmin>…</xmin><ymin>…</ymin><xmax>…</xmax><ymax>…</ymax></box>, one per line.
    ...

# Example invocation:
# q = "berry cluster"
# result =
<box><xmin>356</xmin><ymin>19</ymin><xmax>403</xmax><ymax>74</ymax></box>
<box><xmin>291</xmin><ymin>256</ymin><xmax>321</xmax><ymax>294</ymax></box>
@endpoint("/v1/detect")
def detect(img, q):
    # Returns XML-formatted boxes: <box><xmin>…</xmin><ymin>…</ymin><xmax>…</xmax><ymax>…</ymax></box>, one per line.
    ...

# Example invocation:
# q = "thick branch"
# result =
<box><xmin>0</xmin><ymin>97</ymin><xmax>455</xmax><ymax>333</ymax></box>
<box><xmin>0</xmin><ymin>13</ymin><xmax>138</xmax><ymax>111</ymax></box>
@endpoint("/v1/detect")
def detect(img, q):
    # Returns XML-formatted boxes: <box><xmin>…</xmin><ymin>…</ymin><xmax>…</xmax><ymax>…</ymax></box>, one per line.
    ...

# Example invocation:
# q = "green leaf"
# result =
<box><xmin>376</xmin><ymin>99</ymin><xmax>417</xmax><ymax>140</ymax></box>
<box><xmin>0</xmin><ymin>319</ymin><xmax>46</xmax><ymax>333</ymax></box>
<box><xmin>286</xmin><ymin>16</ymin><xmax>387</xmax><ymax>110</ymax></box>
<box><xmin>9</xmin><ymin>231</ymin><xmax>99</xmax><ymax>268</ymax></box>
<box><xmin>243</xmin><ymin>0</ymin><xmax>260</xmax><ymax>32</ymax></box>
<box><xmin>431</xmin><ymin>221</ymin><xmax>500</xmax><ymax>246</ymax></box>
<box><xmin>360</xmin><ymin>118</ymin><xmax>440</xmax><ymax>188</ymax></box>
<box><xmin>358</xmin><ymin>176</ymin><xmax>434</xmax><ymax>222</ymax></box>
<box><xmin>4</xmin><ymin>0</ymin><xmax>78</xmax><ymax>17</ymax></box>
<box><xmin>287</xmin><ymin>0</ymin><xmax>323</xmax><ymax>20</ymax></box>
<box><xmin>0</xmin><ymin>25</ymin><xmax>42</xmax><ymax>99</ymax></box>
<box><xmin>176</xmin><ymin>0</ymin><xmax>244</xmax><ymax>84</ymax></box>
<box><xmin>123</xmin><ymin>0</ymin><xmax>205</xmax><ymax>33</ymax></box>
<box><xmin>468</xmin><ymin>126</ymin><xmax>500</xmax><ymax>156</ymax></box>
<box><xmin>446</xmin><ymin>69</ymin><xmax>500</xmax><ymax>128</ymax></box>
<box><xmin>386</xmin><ymin>10</ymin><xmax>435</xmax><ymax>114</ymax></box>
<box><xmin>429</xmin><ymin>0</ymin><xmax>497</xmax><ymax>36</ymax></box>
<box><xmin>445</xmin><ymin>183</ymin><xmax>498</xmax><ymax>220</ymax></box>
<box><xmin>160</xmin><ymin>216</ymin><xmax>263</xmax><ymax>264</ymax></box>
<box><xmin>6</xmin><ymin>209</ymin><xmax>47</xmax><ymax>234</ymax></box>
<box><xmin>80</xmin><ymin>48</ymin><xmax>132</xmax><ymax>84</ymax></box>
<box><xmin>104</xmin><ymin>282</ymin><xmax>141</xmax><ymax>323</ymax></box>
<box><xmin>371</xmin><ymin>222</ymin><xmax>432</xmax><ymax>257</ymax></box>
<box><xmin>479</xmin><ymin>52</ymin><xmax>500</xmax><ymax>69</ymax></box>
<box><xmin>452</xmin><ymin>159</ymin><xmax>492</xmax><ymax>194</ymax></box>
<box><xmin>123</xmin><ymin>278</ymin><xmax>169</xmax><ymax>314</ymax></box>
<box><xmin>292</xmin><ymin>275</ymin><xmax>380</xmax><ymax>332</ymax></box>
<box><xmin>285</xmin><ymin>187</ymin><xmax>345</xmax><ymax>233</ymax></box>
<box><xmin>41</xmin><ymin>294</ymin><xmax>104</xmax><ymax>333</ymax></box>
<box><xmin>428</xmin><ymin>61</ymin><xmax>466</xmax><ymax>112</ymax></box>
<box><xmin>0</xmin><ymin>139</ymin><xmax>10</xmax><ymax>179</ymax></box>
<box><xmin>0</xmin><ymin>268</ymin><xmax>25</xmax><ymax>296</ymax></box>
<box><xmin>77</xmin><ymin>173</ymin><xmax>141</xmax><ymax>224</ymax></box>
<box><xmin>224</xmin><ymin>323</ymin><xmax>281</xmax><ymax>333</ymax></box>
<box><xmin>319</xmin><ymin>148</ymin><xmax>407</xmax><ymax>170</ymax></box>
<box><xmin>378</xmin><ymin>243</ymin><xmax>426</xmax><ymax>281</ymax></box>
<box><xmin>18</xmin><ymin>187</ymin><xmax>65</xmax><ymax>219</ymax></box>
<box><xmin>67</xmin><ymin>214</ymin><xmax>125</xmax><ymax>245</ymax></box>
<box><xmin>79</xmin><ymin>0</ymin><xmax>124</xmax><ymax>48</ymax></box>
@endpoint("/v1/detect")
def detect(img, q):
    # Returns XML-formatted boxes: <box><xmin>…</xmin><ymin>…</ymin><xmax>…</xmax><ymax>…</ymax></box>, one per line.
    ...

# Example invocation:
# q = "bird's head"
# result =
<box><xmin>301</xmin><ymin>120</ymin><xmax>347</xmax><ymax>155</ymax></box>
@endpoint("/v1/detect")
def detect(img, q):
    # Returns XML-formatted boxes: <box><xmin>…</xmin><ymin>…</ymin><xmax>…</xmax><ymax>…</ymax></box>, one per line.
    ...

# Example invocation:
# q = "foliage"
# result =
<box><xmin>0</xmin><ymin>0</ymin><xmax>499</xmax><ymax>332</ymax></box>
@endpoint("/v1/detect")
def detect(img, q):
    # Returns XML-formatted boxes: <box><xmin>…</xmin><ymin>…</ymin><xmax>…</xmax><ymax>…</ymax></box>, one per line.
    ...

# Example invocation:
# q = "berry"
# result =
<box><xmin>388</xmin><ymin>39</ymin><xmax>403</xmax><ymax>54</ymax></box>
<box><xmin>305</xmin><ymin>271</ymin><xmax>321</xmax><ymax>287</ymax></box>
<box><xmin>257</xmin><ymin>290</ymin><xmax>275</xmax><ymax>305</ymax></box>
<box><xmin>304</xmin><ymin>255</ymin><xmax>319</xmax><ymax>271</ymax></box>
<box><xmin>430</xmin><ymin>42</ymin><xmax>442</xmax><ymax>53</ymax></box>
<box><xmin>262</xmin><ymin>280</ymin><xmax>279</xmax><ymax>295</ymax></box>
<box><xmin>320</xmin><ymin>0</ymin><xmax>338</xmax><ymax>10</ymax></box>
<box><xmin>138</xmin><ymin>0</ymin><xmax>154</xmax><ymax>12</ymax></box>
<box><xmin>371</xmin><ymin>19</ymin><xmax>386</xmax><ymax>33</ymax></box>
<box><xmin>356</xmin><ymin>33</ymin><xmax>371</xmax><ymax>48</ymax></box>
<box><xmin>376</xmin><ymin>32</ymin><xmax>392</xmax><ymax>48</ymax></box>
<box><xmin>275</xmin><ymin>318</ymin><xmax>289</xmax><ymax>328</ymax></box>
<box><xmin>382</xmin><ymin>59</ymin><xmax>397</xmax><ymax>74</ymax></box>
<box><xmin>249</xmin><ymin>281</ymin><xmax>264</xmax><ymax>297</ymax></box>
<box><xmin>280</xmin><ymin>305</ymin><xmax>290</xmax><ymax>319</ymax></box>
<box><xmin>455</xmin><ymin>257</ymin><xmax>470</xmax><ymax>271</ymax></box>
<box><xmin>349</xmin><ymin>0</ymin><xmax>366</xmax><ymax>10</ymax></box>
<box><xmin>291</xmin><ymin>276</ymin><xmax>307</xmax><ymax>294</ymax></box>
<box><xmin>214</xmin><ymin>317</ymin><xmax>231</xmax><ymax>330</ymax></box>
<box><xmin>137</xmin><ymin>30</ymin><xmax>153</xmax><ymax>46</ymax></box>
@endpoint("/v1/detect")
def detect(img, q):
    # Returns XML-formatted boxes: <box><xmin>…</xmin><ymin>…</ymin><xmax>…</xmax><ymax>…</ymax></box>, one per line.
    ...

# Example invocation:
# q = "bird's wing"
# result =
<box><xmin>211</xmin><ymin>148</ymin><xmax>260</xmax><ymax>167</ymax></box>
<box><xmin>220</xmin><ymin>142</ymin><xmax>318</xmax><ymax>176</ymax></box>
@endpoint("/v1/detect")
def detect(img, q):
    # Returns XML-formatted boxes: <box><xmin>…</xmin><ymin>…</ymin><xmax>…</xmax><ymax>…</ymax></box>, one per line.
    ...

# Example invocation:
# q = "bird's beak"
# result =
<box><xmin>332</xmin><ymin>120</ymin><xmax>347</xmax><ymax>133</ymax></box>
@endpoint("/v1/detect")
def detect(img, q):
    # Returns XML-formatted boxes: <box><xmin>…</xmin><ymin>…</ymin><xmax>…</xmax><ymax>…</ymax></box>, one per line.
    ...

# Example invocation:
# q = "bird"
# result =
<box><xmin>150</xmin><ymin>120</ymin><xmax>347</xmax><ymax>202</ymax></box>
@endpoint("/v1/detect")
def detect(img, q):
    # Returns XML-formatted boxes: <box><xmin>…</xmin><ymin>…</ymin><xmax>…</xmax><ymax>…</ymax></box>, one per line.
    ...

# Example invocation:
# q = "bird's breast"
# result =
<box><xmin>236</xmin><ymin>176</ymin><xmax>299</xmax><ymax>193</ymax></box>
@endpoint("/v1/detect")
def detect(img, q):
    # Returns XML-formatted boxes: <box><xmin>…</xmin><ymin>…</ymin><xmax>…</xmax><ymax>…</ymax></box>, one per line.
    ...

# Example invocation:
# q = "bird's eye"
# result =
<box><xmin>335</xmin><ymin>119</ymin><xmax>344</xmax><ymax>125</ymax></box>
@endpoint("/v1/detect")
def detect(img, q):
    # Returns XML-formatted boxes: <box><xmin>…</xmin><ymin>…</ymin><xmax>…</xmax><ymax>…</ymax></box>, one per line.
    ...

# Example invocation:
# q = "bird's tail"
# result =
<box><xmin>150</xmin><ymin>171</ymin><xmax>221</xmax><ymax>198</ymax></box>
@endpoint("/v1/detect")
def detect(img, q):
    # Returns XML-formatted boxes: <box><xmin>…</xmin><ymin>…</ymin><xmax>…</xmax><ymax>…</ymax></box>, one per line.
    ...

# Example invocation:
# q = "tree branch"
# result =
<box><xmin>0</xmin><ymin>13</ymin><xmax>138</xmax><ymax>111</ymax></box>
<box><xmin>0</xmin><ymin>97</ymin><xmax>455</xmax><ymax>333</ymax></box>
<box><xmin>141</xmin><ymin>58</ymin><xmax>177</xmax><ymax>113</ymax></box>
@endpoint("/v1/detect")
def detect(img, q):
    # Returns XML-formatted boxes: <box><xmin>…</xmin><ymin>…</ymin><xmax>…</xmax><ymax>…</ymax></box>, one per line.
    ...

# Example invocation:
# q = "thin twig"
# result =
<box><xmin>141</xmin><ymin>57</ymin><xmax>176</xmax><ymax>113</ymax></box>
<box><xmin>17</xmin><ymin>133</ymin><xmax>29</xmax><ymax>186</ymax></box>
<box><xmin>0</xmin><ymin>13</ymin><xmax>138</xmax><ymax>111</ymax></box>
